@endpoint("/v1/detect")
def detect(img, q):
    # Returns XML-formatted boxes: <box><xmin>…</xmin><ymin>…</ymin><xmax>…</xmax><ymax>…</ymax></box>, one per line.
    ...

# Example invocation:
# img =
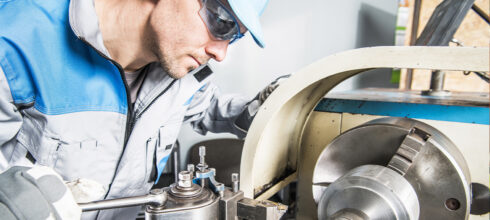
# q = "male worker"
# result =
<box><xmin>0</xmin><ymin>0</ymin><xmax>276</xmax><ymax>219</ymax></box>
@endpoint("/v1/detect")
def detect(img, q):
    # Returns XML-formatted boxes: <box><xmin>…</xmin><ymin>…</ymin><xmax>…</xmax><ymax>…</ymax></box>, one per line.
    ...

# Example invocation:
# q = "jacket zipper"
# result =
<box><xmin>77</xmin><ymin>38</ymin><xmax>134</xmax><ymax>204</ymax></box>
<box><xmin>131</xmin><ymin>78</ymin><xmax>178</xmax><ymax>125</ymax></box>
<box><xmin>78</xmin><ymin>38</ymin><xmax>134</xmax><ymax>144</ymax></box>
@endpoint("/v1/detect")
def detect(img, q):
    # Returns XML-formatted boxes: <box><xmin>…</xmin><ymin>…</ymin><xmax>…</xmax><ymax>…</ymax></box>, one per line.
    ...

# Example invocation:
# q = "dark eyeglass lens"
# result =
<box><xmin>205</xmin><ymin>3</ymin><xmax>238</xmax><ymax>39</ymax></box>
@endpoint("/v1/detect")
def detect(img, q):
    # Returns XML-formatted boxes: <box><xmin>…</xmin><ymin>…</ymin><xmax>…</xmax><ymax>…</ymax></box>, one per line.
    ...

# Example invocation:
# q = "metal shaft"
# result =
<box><xmin>232</xmin><ymin>173</ymin><xmax>239</xmax><ymax>193</ymax></box>
<box><xmin>199</xmin><ymin>146</ymin><xmax>206</xmax><ymax>165</ymax></box>
<box><xmin>429</xmin><ymin>70</ymin><xmax>445</xmax><ymax>91</ymax></box>
<box><xmin>79</xmin><ymin>191</ymin><xmax>167</xmax><ymax>212</ymax></box>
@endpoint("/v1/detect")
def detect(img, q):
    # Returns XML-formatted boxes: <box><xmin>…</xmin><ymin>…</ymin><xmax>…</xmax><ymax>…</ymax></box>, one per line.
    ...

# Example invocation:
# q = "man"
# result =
<box><xmin>0</xmin><ymin>0</ymin><xmax>275</xmax><ymax>219</ymax></box>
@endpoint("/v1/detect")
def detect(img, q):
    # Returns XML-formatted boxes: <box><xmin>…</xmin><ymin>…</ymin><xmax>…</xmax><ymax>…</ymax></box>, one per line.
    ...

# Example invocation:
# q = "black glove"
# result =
<box><xmin>234</xmin><ymin>74</ymin><xmax>290</xmax><ymax>133</ymax></box>
<box><xmin>0</xmin><ymin>166</ymin><xmax>81</xmax><ymax>220</ymax></box>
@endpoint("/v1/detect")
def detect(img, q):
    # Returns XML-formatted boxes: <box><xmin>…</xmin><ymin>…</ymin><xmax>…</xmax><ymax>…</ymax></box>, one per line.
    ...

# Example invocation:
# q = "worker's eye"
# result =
<box><xmin>213</xmin><ymin>13</ymin><xmax>235</xmax><ymax>35</ymax></box>
<box><xmin>205</xmin><ymin>6</ymin><xmax>236</xmax><ymax>38</ymax></box>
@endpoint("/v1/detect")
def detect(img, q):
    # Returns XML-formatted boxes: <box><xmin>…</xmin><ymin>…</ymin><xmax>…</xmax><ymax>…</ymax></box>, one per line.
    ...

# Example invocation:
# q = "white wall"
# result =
<box><xmin>178</xmin><ymin>0</ymin><xmax>398</xmax><ymax>168</ymax></box>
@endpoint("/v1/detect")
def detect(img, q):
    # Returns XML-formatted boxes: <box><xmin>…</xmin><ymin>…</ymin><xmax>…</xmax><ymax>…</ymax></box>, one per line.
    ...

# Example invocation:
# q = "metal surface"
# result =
<box><xmin>317</xmin><ymin>165</ymin><xmax>419</xmax><ymax>220</ymax></box>
<box><xmin>173</xmin><ymin>142</ymin><xmax>180</xmax><ymax>184</ymax></box>
<box><xmin>169</xmin><ymin>170</ymin><xmax>203</xmax><ymax>199</ymax></box>
<box><xmin>387</xmin><ymin>127</ymin><xmax>426</xmax><ymax>175</ymax></box>
<box><xmin>219</xmin><ymin>188</ymin><xmax>244</xmax><ymax>220</ymax></box>
<box><xmin>471</xmin><ymin>4</ymin><xmax>490</xmax><ymax>24</ymax></box>
<box><xmin>146</xmin><ymin>187</ymin><xmax>219</xmax><ymax>220</ymax></box>
<box><xmin>324</xmin><ymin>88</ymin><xmax>490</xmax><ymax>107</ymax></box>
<box><xmin>415</xmin><ymin>0</ymin><xmax>475</xmax><ymax>46</ymax></box>
<box><xmin>79</xmin><ymin>189</ymin><xmax>168</xmax><ymax>212</ymax></box>
<box><xmin>237</xmin><ymin>198</ymin><xmax>288</xmax><ymax>220</ymax></box>
<box><xmin>232</xmin><ymin>173</ymin><xmax>239</xmax><ymax>193</ymax></box>
<box><xmin>470</xmin><ymin>183</ymin><xmax>490</xmax><ymax>215</ymax></box>
<box><xmin>423</xmin><ymin>70</ymin><xmax>451</xmax><ymax>97</ymax></box>
<box><xmin>312</xmin><ymin>117</ymin><xmax>472</xmax><ymax>219</ymax></box>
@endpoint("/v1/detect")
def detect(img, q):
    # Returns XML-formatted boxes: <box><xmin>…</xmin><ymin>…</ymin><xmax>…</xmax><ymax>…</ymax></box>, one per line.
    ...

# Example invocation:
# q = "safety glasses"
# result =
<box><xmin>199</xmin><ymin>0</ymin><xmax>244</xmax><ymax>44</ymax></box>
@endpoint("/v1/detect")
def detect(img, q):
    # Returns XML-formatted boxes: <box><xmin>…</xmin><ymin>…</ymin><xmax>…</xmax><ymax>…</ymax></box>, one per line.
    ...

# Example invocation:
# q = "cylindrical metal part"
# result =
<box><xmin>187</xmin><ymin>164</ymin><xmax>195</xmax><ymax>172</ymax></box>
<box><xmin>173</xmin><ymin>143</ymin><xmax>180</xmax><ymax>184</ymax></box>
<box><xmin>313</xmin><ymin>117</ymin><xmax>472</xmax><ymax>219</ymax></box>
<box><xmin>146</xmin><ymin>187</ymin><xmax>219</xmax><ymax>220</ymax></box>
<box><xmin>328</xmin><ymin>209</ymin><xmax>368</xmax><ymax>220</ymax></box>
<box><xmin>80</xmin><ymin>190</ymin><xmax>167</xmax><ymax>212</ymax></box>
<box><xmin>317</xmin><ymin>165</ymin><xmax>419</xmax><ymax>220</ymax></box>
<box><xmin>199</xmin><ymin>146</ymin><xmax>206</xmax><ymax>164</ymax></box>
<box><xmin>232</xmin><ymin>173</ymin><xmax>239</xmax><ymax>193</ymax></box>
<box><xmin>429</xmin><ymin>70</ymin><xmax>445</xmax><ymax>91</ymax></box>
<box><xmin>178</xmin><ymin>171</ymin><xmax>193</xmax><ymax>188</ymax></box>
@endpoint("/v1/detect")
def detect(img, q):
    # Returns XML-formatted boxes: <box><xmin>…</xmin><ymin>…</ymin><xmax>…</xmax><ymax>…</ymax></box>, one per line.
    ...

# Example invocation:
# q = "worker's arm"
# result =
<box><xmin>184</xmin><ymin>75</ymin><xmax>289</xmax><ymax>138</ymax></box>
<box><xmin>0</xmin><ymin>66</ymin><xmax>23</xmax><ymax>169</ymax></box>
<box><xmin>0</xmin><ymin>166</ymin><xmax>81</xmax><ymax>220</ymax></box>
<box><xmin>184</xmin><ymin>82</ymin><xmax>250</xmax><ymax>138</ymax></box>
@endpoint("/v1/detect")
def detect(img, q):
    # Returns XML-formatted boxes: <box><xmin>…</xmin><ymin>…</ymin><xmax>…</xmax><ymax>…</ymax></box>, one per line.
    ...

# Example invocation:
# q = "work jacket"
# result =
<box><xmin>0</xmin><ymin>0</ymin><xmax>248</xmax><ymax>219</ymax></box>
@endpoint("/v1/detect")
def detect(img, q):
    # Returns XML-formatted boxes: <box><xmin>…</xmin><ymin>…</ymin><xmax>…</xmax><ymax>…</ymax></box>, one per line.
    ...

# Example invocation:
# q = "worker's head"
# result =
<box><xmin>146</xmin><ymin>0</ymin><xmax>269</xmax><ymax>78</ymax></box>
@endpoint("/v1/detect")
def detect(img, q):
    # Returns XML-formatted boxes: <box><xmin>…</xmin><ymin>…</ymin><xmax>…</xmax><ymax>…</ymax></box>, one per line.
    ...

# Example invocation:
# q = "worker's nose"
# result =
<box><xmin>205</xmin><ymin>40</ymin><xmax>229</xmax><ymax>62</ymax></box>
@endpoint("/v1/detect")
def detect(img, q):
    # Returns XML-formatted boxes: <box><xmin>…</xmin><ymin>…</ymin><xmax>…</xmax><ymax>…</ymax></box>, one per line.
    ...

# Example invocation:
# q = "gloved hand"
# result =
<box><xmin>0</xmin><ymin>166</ymin><xmax>81</xmax><ymax>220</ymax></box>
<box><xmin>234</xmin><ymin>74</ymin><xmax>290</xmax><ymax>133</ymax></box>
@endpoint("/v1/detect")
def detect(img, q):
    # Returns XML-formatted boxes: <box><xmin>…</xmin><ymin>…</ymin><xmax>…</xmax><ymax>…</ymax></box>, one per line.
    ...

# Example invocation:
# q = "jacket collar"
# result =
<box><xmin>69</xmin><ymin>0</ymin><xmax>111</xmax><ymax>58</ymax></box>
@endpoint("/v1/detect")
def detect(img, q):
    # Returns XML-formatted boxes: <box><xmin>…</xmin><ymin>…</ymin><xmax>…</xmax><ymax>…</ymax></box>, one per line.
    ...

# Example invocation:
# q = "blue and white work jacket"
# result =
<box><xmin>0</xmin><ymin>0</ymin><xmax>248</xmax><ymax>219</ymax></box>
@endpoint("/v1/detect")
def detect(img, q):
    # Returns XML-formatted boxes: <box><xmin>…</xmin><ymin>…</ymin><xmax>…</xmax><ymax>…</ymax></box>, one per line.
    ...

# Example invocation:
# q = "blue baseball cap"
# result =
<box><xmin>228</xmin><ymin>0</ymin><xmax>269</xmax><ymax>48</ymax></box>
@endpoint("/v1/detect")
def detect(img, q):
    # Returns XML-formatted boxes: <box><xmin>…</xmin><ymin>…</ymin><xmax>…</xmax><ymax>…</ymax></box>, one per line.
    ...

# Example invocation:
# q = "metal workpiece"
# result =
<box><xmin>219</xmin><ymin>188</ymin><xmax>245</xmax><ymax>220</ymax></box>
<box><xmin>312</xmin><ymin>117</ymin><xmax>472</xmax><ymax>219</ymax></box>
<box><xmin>237</xmin><ymin>198</ymin><xmax>288</xmax><ymax>220</ymax></box>
<box><xmin>317</xmin><ymin>165</ymin><xmax>420</xmax><ymax>220</ymax></box>
<box><xmin>79</xmin><ymin>189</ymin><xmax>168</xmax><ymax>212</ymax></box>
<box><xmin>146</xmin><ymin>187</ymin><xmax>219</xmax><ymax>220</ymax></box>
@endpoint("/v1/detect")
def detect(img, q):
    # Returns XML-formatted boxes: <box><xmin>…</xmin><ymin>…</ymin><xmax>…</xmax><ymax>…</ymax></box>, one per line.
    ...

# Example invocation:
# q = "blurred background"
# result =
<box><xmin>178</xmin><ymin>0</ymin><xmax>401</xmax><ymax>167</ymax></box>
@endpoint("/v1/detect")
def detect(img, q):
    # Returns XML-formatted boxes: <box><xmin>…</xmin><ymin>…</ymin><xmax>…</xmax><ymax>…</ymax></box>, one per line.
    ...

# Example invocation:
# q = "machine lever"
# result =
<box><xmin>79</xmin><ymin>189</ymin><xmax>167</xmax><ymax>212</ymax></box>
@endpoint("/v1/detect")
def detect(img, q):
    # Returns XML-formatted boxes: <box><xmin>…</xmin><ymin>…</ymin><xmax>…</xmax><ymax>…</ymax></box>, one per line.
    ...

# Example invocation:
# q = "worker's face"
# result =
<box><xmin>146</xmin><ymin>0</ymin><xmax>239</xmax><ymax>78</ymax></box>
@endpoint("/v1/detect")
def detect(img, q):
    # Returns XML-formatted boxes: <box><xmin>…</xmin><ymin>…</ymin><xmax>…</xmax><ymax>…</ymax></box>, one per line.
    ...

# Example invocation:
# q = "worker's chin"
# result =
<box><xmin>161</xmin><ymin>63</ymin><xmax>191</xmax><ymax>79</ymax></box>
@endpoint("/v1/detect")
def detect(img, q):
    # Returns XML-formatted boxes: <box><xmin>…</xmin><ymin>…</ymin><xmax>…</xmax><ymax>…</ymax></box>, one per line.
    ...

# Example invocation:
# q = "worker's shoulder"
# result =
<box><xmin>0</xmin><ymin>0</ymin><xmax>70</xmax><ymax>34</ymax></box>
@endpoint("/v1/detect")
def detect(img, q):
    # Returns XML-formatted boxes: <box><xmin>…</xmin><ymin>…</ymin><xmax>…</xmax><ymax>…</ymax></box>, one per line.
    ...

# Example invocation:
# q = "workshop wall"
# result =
<box><xmin>177</xmin><ymin>0</ymin><xmax>398</xmax><ymax>170</ymax></box>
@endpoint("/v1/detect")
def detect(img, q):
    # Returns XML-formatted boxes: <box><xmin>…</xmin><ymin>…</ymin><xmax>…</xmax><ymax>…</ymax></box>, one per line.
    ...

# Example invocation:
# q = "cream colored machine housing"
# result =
<box><xmin>238</xmin><ymin>46</ymin><xmax>489</xmax><ymax>219</ymax></box>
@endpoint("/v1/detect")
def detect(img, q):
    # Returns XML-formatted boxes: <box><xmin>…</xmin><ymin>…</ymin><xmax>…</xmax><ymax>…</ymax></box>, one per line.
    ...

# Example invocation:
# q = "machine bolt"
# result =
<box><xmin>445</xmin><ymin>198</ymin><xmax>461</xmax><ymax>211</ymax></box>
<box><xmin>150</xmin><ymin>188</ymin><xmax>164</xmax><ymax>195</ymax></box>
<box><xmin>178</xmin><ymin>171</ymin><xmax>193</xmax><ymax>188</ymax></box>
<box><xmin>216</xmin><ymin>183</ymin><xmax>224</xmax><ymax>197</ymax></box>
<box><xmin>187</xmin><ymin>164</ymin><xmax>195</xmax><ymax>172</ymax></box>
<box><xmin>232</xmin><ymin>173</ymin><xmax>239</xmax><ymax>193</ymax></box>
<box><xmin>197</xmin><ymin>146</ymin><xmax>208</xmax><ymax>171</ymax></box>
<box><xmin>199</xmin><ymin>146</ymin><xmax>206</xmax><ymax>164</ymax></box>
